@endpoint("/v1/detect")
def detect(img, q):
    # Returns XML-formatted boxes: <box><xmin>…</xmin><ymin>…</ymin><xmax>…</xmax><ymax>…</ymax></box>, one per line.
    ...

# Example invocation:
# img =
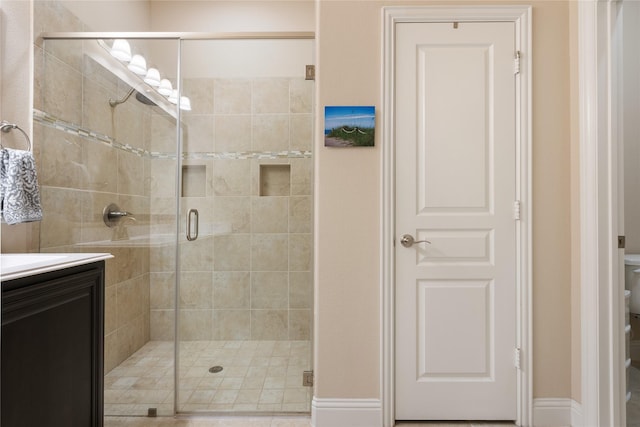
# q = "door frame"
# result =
<box><xmin>380</xmin><ymin>6</ymin><xmax>533</xmax><ymax>427</ymax></box>
<box><xmin>578</xmin><ymin>1</ymin><xmax>626</xmax><ymax>426</ymax></box>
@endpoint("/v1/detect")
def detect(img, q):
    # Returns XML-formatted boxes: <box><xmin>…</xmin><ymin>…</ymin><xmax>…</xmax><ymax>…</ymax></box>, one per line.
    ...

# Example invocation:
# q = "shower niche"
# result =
<box><xmin>35</xmin><ymin>4</ymin><xmax>315</xmax><ymax>417</ymax></box>
<box><xmin>182</xmin><ymin>165</ymin><xmax>206</xmax><ymax>197</ymax></box>
<box><xmin>260</xmin><ymin>164</ymin><xmax>291</xmax><ymax>196</ymax></box>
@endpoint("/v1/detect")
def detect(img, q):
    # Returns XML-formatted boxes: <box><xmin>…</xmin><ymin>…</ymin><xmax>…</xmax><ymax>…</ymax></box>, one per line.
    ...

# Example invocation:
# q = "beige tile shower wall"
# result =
<box><xmin>149</xmin><ymin>76</ymin><xmax>313</xmax><ymax>342</ymax></box>
<box><xmin>33</xmin><ymin>2</ymin><xmax>153</xmax><ymax>373</ymax></box>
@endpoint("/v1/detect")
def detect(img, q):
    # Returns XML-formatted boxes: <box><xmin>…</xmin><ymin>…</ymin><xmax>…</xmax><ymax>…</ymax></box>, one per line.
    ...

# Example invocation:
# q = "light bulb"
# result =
<box><xmin>158</xmin><ymin>79</ymin><xmax>173</xmax><ymax>97</ymax></box>
<box><xmin>144</xmin><ymin>68</ymin><xmax>161</xmax><ymax>87</ymax></box>
<box><xmin>179</xmin><ymin>96</ymin><xmax>191</xmax><ymax>111</ymax></box>
<box><xmin>168</xmin><ymin>89</ymin><xmax>178</xmax><ymax>104</ymax></box>
<box><xmin>110</xmin><ymin>39</ymin><xmax>131</xmax><ymax>62</ymax></box>
<box><xmin>127</xmin><ymin>54</ymin><xmax>147</xmax><ymax>75</ymax></box>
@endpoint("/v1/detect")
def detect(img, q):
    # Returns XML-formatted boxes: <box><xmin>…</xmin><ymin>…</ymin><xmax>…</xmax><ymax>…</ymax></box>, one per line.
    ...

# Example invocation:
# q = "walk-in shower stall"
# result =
<box><xmin>34</xmin><ymin>9</ymin><xmax>314</xmax><ymax>416</ymax></box>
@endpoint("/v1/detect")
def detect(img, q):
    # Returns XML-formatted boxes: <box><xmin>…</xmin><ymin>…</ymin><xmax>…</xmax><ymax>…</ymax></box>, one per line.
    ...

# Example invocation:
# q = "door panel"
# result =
<box><xmin>418</xmin><ymin>45</ymin><xmax>490</xmax><ymax>211</ymax></box>
<box><xmin>418</xmin><ymin>280</ymin><xmax>492</xmax><ymax>377</ymax></box>
<box><xmin>395</xmin><ymin>21</ymin><xmax>517</xmax><ymax>420</ymax></box>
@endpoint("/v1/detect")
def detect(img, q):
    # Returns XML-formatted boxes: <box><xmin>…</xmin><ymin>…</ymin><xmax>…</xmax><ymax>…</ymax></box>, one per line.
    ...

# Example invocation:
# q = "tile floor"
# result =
<box><xmin>98</xmin><ymin>337</ymin><xmax>640</xmax><ymax>426</ymax></box>
<box><xmin>104</xmin><ymin>418</ymin><xmax>514</xmax><ymax>427</ymax></box>
<box><xmin>104</xmin><ymin>340</ymin><xmax>517</xmax><ymax>426</ymax></box>
<box><xmin>105</xmin><ymin>340</ymin><xmax>312</xmax><ymax>416</ymax></box>
<box><xmin>104</xmin><ymin>416</ymin><xmax>311</xmax><ymax>426</ymax></box>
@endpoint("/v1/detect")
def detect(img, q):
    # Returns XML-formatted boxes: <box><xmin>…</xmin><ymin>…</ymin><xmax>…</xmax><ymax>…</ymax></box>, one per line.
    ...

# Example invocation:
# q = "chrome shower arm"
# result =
<box><xmin>109</xmin><ymin>87</ymin><xmax>135</xmax><ymax>107</ymax></box>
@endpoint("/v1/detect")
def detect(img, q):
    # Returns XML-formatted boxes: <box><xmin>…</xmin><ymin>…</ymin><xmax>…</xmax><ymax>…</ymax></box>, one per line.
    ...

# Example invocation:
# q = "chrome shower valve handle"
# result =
<box><xmin>103</xmin><ymin>203</ymin><xmax>136</xmax><ymax>227</ymax></box>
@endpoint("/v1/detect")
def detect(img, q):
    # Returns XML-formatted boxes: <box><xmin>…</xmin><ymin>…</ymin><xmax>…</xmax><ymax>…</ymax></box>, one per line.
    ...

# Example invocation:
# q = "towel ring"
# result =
<box><xmin>0</xmin><ymin>121</ymin><xmax>32</xmax><ymax>151</ymax></box>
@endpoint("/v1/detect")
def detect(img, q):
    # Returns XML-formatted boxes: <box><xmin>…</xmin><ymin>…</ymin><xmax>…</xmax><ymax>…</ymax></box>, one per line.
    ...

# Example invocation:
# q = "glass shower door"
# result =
<box><xmin>175</xmin><ymin>36</ymin><xmax>315</xmax><ymax>414</ymax></box>
<box><xmin>36</xmin><ymin>31</ymin><xmax>181</xmax><ymax>418</ymax></box>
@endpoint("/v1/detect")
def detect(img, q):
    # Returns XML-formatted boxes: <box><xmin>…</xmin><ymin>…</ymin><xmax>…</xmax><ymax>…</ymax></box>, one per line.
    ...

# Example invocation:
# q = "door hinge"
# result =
<box><xmin>514</xmin><ymin>51</ymin><xmax>521</xmax><ymax>75</ymax></box>
<box><xmin>305</xmin><ymin>65</ymin><xmax>315</xmax><ymax>80</ymax></box>
<box><xmin>303</xmin><ymin>370</ymin><xmax>314</xmax><ymax>387</ymax></box>
<box><xmin>513</xmin><ymin>200</ymin><xmax>521</xmax><ymax>220</ymax></box>
<box><xmin>619</xmin><ymin>235</ymin><xmax>626</xmax><ymax>249</ymax></box>
<box><xmin>514</xmin><ymin>348</ymin><xmax>521</xmax><ymax>370</ymax></box>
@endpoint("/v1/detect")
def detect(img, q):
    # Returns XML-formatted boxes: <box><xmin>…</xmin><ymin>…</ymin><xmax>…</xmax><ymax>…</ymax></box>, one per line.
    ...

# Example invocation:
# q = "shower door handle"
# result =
<box><xmin>186</xmin><ymin>208</ymin><xmax>199</xmax><ymax>241</ymax></box>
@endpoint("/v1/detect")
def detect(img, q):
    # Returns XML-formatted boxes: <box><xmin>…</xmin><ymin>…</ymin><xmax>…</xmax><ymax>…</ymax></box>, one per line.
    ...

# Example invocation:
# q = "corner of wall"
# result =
<box><xmin>532</xmin><ymin>398</ymin><xmax>581</xmax><ymax>427</ymax></box>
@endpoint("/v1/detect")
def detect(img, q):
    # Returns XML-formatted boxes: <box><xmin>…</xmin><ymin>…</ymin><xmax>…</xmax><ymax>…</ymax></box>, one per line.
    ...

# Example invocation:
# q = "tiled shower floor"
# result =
<box><xmin>105</xmin><ymin>341</ymin><xmax>312</xmax><ymax>416</ymax></box>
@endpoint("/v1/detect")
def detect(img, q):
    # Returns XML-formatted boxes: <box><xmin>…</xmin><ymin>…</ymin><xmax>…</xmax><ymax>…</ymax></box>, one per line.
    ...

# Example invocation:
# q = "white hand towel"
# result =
<box><xmin>1</xmin><ymin>147</ymin><xmax>43</xmax><ymax>225</ymax></box>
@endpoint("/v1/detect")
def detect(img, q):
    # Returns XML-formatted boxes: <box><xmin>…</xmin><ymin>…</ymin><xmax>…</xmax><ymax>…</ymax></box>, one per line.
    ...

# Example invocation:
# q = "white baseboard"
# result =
<box><xmin>311</xmin><ymin>396</ymin><xmax>580</xmax><ymax>427</ymax></box>
<box><xmin>311</xmin><ymin>397</ymin><xmax>382</xmax><ymax>427</ymax></box>
<box><xmin>532</xmin><ymin>398</ymin><xmax>581</xmax><ymax>427</ymax></box>
<box><xmin>571</xmin><ymin>400</ymin><xmax>583</xmax><ymax>426</ymax></box>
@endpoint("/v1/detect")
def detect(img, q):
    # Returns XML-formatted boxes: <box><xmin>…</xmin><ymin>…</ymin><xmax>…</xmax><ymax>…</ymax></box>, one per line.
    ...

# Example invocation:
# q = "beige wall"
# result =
<box><xmin>0</xmin><ymin>0</ymin><xmax>578</xmax><ymax>408</ymax></box>
<box><xmin>0</xmin><ymin>1</ymin><xmax>32</xmax><ymax>153</ymax></box>
<box><xmin>314</xmin><ymin>1</ymin><xmax>381</xmax><ymax>398</ymax></box>
<box><xmin>315</xmin><ymin>0</ymin><xmax>573</xmax><ymax>400</ymax></box>
<box><xmin>61</xmin><ymin>0</ymin><xmax>151</xmax><ymax>31</ymax></box>
<box><xmin>0</xmin><ymin>0</ymin><xmax>39</xmax><ymax>253</ymax></box>
<box><xmin>149</xmin><ymin>1</ymin><xmax>314</xmax><ymax>33</ymax></box>
<box><xmin>528</xmin><ymin>0</ymin><xmax>572</xmax><ymax>399</ymax></box>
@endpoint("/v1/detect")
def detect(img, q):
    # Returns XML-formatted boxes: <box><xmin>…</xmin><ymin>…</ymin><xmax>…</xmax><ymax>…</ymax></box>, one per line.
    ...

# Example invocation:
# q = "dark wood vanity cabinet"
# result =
<box><xmin>1</xmin><ymin>261</ymin><xmax>105</xmax><ymax>427</ymax></box>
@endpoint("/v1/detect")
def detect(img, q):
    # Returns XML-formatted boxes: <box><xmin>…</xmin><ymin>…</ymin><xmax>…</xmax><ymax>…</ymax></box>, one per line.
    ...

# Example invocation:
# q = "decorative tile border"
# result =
<box><xmin>33</xmin><ymin>109</ymin><xmax>312</xmax><ymax>161</ymax></box>
<box><xmin>185</xmin><ymin>150</ymin><xmax>311</xmax><ymax>160</ymax></box>
<box><xmin>33</xmin><ymin>109</ymin><xmax>151</xmax><ymax>157</ymax></box>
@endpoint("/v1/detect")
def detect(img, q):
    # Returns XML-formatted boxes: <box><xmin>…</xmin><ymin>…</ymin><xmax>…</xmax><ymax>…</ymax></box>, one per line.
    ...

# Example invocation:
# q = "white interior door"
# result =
<box><xmin>395</xmin><ymin>21</ymin><xmax>518</xmax><ymax>420</ymax></box>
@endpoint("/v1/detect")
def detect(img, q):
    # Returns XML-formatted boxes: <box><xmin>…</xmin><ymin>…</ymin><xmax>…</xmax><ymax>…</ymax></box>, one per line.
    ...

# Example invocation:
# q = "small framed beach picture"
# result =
<box><xmin>324</xmin><ymin>106</ymin><xmax>375</xmax><ymax>147</ymax></box>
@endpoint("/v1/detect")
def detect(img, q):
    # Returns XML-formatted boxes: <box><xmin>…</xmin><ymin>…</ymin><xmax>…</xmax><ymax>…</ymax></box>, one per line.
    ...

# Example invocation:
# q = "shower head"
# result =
<box><xmin>109</xmin><ymin>88</ymin><xmax>157</xmax><ymax>108</ymax></box>
<box><xmin>135</xmin><ymin>91</ymin><xmax>156</xmax><ymax>106</ymax></box>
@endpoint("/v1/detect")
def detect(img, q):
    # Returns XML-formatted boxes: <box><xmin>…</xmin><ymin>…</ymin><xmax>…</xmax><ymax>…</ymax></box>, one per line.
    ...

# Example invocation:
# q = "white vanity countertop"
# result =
<box><xmin>0</xmin><ymin>253</ymin><xmax>113</xmax><ymax>282</ymax></box>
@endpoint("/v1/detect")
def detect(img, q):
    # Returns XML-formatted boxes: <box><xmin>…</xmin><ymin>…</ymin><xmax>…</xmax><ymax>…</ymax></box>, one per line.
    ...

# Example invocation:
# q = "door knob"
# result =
<box><xmin>400</xmin><ymin>234</ymin><xmax>431</xmax><ymax>248</ymax></box>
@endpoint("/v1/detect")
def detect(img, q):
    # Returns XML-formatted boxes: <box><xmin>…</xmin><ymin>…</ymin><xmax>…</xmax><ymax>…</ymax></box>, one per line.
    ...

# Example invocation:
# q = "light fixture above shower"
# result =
<box><xmin>108</xmin><ymin>39</ymin><xmax>191</xmax><ymax>111</ymax></box>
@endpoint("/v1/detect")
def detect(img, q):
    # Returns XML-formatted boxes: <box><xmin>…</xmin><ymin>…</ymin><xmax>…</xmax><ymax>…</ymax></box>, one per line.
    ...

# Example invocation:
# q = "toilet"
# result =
<box><xmin>625</xmin><ymin>254</ymin><xmax>640</xmax><ymax>315</ymax></box>
<box><xmin>625</xmin><ymin>255</ymin><xmax>640</xmax><ymax>371</ymax></box>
